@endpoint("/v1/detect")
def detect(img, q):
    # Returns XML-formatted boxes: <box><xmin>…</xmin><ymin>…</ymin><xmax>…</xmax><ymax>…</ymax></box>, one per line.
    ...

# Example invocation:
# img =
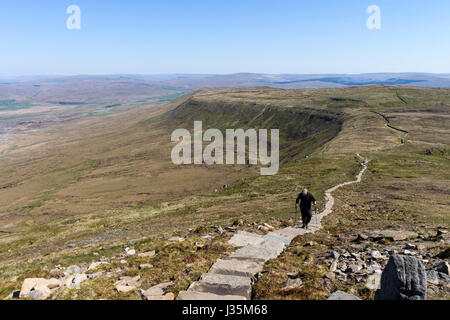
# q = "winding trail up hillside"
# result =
<box><xmin>177</xmin><ymin>109</ymin><xmax>411</xmax><ymax>300</ymax></box>
<box><xmin>177</xmin><ymin>154</ymin><xmax>369</xmax><ymax>300</ymax></box>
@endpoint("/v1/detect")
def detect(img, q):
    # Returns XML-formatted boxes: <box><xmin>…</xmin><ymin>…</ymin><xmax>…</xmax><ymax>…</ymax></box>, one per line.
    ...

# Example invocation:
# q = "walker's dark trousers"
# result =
<box><xmin>301</xmin><ymin>208</ymin><xmax>312</xmax><ymax>226</ymax></box>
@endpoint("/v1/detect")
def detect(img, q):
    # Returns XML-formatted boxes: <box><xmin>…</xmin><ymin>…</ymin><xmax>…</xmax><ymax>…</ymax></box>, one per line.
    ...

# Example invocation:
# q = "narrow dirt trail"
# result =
<box><xmin>371</xmin><ymin>110</ymin><xmax>409</xmax><ymax>150</ymax></box>
<box><xmin>177</xmin><ymin>154</ymin><xmax>369</xmax><ymax>300</ymax></box>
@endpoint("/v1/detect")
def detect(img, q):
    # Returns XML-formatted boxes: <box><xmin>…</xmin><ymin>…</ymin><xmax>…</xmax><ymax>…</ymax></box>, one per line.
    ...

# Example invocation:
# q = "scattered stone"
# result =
<box><xmin>405</xmin><ymin>243</ymin><xmax>416</xmax><ymax>250</ymax></box>
<box><xmin>345</xmin><ymin>264</ymin><xmax>362</xmax><ymax>274</ymax></box>
<box><xmin>144</xmin><ymin>292</ymin><xmax>175</xmax><ymax>300</ymax></box>
<box><xmin>66</xmin><ymin>244</ymin><xmax>76</xmax><ymax>248</ymax></box>
<box><xmin>331</xmin><ymin>251</ymin><xmax>340</xmax><ymax>259</ymax></box>
<box><xmin>140</xmin><ymin>282</ymin><xmax>174</xmax><ymax>299</ymax></box>
<box><xmin>370</xmin><ymin>230</ymin><xmax>418</xmax><ymax>242</ymax></box>
<box><xmin>139</xmin><ymin>264</ymin><xmax>153</xmax><ymax>270</ymax></box>
<box><xmin>304</xmin><ymin>241</ymin><xmax>315</xmax><ymax>247</ymax></box>
<box><xmin>120</xmin><ymin>259</ymin><xmax>127</xmax><ymax>264</ymax></box>
<box><xmin>194</xmin><ymin>242</ymin><xmax>205</xmax><ymax>250</ymax></box>
<box><xmin>436</xmin><ymin>247</ymin><xmax>450</xmax><ymax>259</ymax></box>
<box><xmin>66</xmin><ymin>273</ymin><xmax>88</xmax><ymax>289</ymax></box>
<box><xmin>323</xmin><ymin>272</ymin><xmax>335</xmax><ymax>280</ymax></box>
<box><xmin>168</xmin><ymin>236</ymin><xmax>184</xmax><ymax>242</ymax></box>
<box><xmin>282</xmin><ymin>278</ymin><xmax>303</xmax><ymax>290</ymax></box>
<box><xmin>125</xmin><ymin>247</ymin><xmax>136</xmax><ymax>256</ymax></box>
<box><xmin>116</xmin><ymin>285</ymin><xmax>135</xmax><ymax>293</ymax></box>
<box><xmin>88</xmin><ymin>261</ymin><xmax>109</xmax><ymax>271</ymax></box>
<box><xmin>366</xmin><ymin>273</ymin><xmax>381</xmax><ymax>290</ymax></box>
<box><xmin>426</xmin><ymin>270</ymin><xmax>440</xmax><ymax>285</ymax></box>
<box><xmin>137</xmin><ymin>250</ymin><xmax>156</xmax><ymax>258</ymax></box>
<box><xmin>66</xmin><ymin>265</ymin><xmax>82</xmax><ymax>275</ymax></box>
<box><xmin>327</xmin><ymin>290</ymin><xmax>361</xmax><ymax>300</ymax></box>
<box><xmin>367</xmin><ymin>263</ymin><xmax>382</xmax><ymax>274</ymax></box>
<box><xmin>370</xmin><ymin>250</ymin><xmax>383</xmax><ymax>259</ymax></box>
<box><xmin>329</xmin><ymin>260</ymin><xmax>338</xmax><ymax>272</ymax></box>
<box><xmin>20</xmin><ymin>278</ymin><xmax>62</xmax><ymax>298</ymax></box>
<box><xmin>355</xmin><ymin>233</ymin><xmax>368</xmax><ymax>242</ymax></box>
<box><xmin>439</xmin><ymin>272</ymin><xmax>450</xmax><ymax>283</ymax></box>
<box><xmin>87</xmin><ymin>272</ymin><xmax>103</xmax><ymax>279</ymax></box>
<box><xmin>375</xmin><ymin>255</ymin><xmax>426</xmax><ymax>300</ymax></box>
<box><xmin>263</xmin><ymin>223</ymin><xmax>275</xmax><ymax>231</ymax></box>
<box><xmin>115</xmin><ymin>275</ymin><xmax>141</xmax><ymax>293</ymax></box>
<box><xmin>432</xmin><ymin>261</ymin><xmax>449</xmax><ymax>275</ymax></box>
<box><xmin>25</xmin><ymin>287</ymin><xmax>52</xmax><ymax>300</ymax></box>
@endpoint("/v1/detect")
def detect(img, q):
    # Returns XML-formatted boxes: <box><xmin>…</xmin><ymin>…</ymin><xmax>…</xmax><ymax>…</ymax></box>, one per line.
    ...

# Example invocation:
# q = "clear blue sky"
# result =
<box><xmin>1</xmin><ymin>0</ymin><xmax>449</xmax><ymax>75</ymax></box>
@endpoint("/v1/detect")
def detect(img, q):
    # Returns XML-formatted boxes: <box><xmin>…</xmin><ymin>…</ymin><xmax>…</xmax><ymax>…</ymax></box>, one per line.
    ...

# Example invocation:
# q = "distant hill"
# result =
<box><xmin>0</xmin><ymin>73</ymin><xmax>449</xmax><ymax>107</ymax></box>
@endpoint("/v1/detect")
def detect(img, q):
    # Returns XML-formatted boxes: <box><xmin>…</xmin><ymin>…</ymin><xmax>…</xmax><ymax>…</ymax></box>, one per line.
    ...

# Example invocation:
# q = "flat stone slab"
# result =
<box><xmin>258</xmin><ymin>239</ymin><xmax>285</xmax><ymax>254</ymax></box>
<box><xmin>189</xmin><ymin>274</ymin><xmax>252</xmax><ymax>298</ymax></box>
<box><xmin>208</xmin><ymin>259</ymin><xmax>264</xmax><ymax>278</ymax></box>
<box><xmin>262</xmin><ymin>234</ymin><xmax>291</xmax><ymax>245</ymax></box>
<box><xmin>269</xmin><ymin>228</ymin><xmax>305</xmax><ymax>241</ymax></box>
<box><xmin>228</xmin><ymin>231</ymin><xmax>265</xmax><ymax>247</ymax></box>
<box><xmin>233</xmin><ymin>246</ymin><xmax>279</xmax><ymax>261</ymax></box>
<box><xmin>177</xmin><ymin>291</ymin><xmax>247</xmax><ymax>300</ymax></box>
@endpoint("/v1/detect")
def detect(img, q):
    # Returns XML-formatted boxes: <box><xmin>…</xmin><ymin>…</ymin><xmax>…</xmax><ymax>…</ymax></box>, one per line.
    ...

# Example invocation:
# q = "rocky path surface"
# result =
<box><xmin>177</xmin><ymin>154</ymin><xmax>369</xmax><ymax>300</ymax></box>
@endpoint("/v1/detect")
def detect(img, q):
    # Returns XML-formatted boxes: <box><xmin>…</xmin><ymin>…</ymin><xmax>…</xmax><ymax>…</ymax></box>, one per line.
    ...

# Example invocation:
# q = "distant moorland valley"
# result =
<box><xmin>0</xmin><ymin>73</ymin><xmax>449</xmax><ymax>300</ymax></box>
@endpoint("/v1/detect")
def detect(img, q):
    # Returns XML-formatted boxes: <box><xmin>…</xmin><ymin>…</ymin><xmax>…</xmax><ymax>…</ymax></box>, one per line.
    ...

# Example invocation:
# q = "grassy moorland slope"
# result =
<box><xmin>0</xmin><ymin>85</ymin><xmax>448</xmax><ymax>300</ymax></box>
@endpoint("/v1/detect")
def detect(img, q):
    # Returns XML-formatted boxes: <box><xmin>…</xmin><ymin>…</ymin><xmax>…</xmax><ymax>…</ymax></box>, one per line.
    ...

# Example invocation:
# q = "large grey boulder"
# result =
<box><xmin>375</xmin><ymin>255</ymin><xmax>426</xmax><ymax>300</ymax></box>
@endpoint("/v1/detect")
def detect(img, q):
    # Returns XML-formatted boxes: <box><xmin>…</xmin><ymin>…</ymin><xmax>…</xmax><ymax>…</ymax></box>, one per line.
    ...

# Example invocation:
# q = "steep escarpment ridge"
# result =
<box><xmin>162</xmin><ymin>95</ymin><xmax>344</xmax><ymax>162</ymax></box>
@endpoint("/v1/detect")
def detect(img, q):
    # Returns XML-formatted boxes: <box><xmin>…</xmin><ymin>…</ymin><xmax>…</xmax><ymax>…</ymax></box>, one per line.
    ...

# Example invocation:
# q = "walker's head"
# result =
<box><xmin>302</xmin><ymin>188</ymin><xmax>308</xmax><ymax>195</ymax></box>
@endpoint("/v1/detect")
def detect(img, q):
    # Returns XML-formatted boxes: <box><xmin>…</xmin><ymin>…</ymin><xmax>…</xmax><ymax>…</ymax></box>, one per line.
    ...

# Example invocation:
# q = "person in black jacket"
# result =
<box><xmin>295</xmin><ymin>188</ymin><xmax>317</xmax><ymax>229</ymax></box>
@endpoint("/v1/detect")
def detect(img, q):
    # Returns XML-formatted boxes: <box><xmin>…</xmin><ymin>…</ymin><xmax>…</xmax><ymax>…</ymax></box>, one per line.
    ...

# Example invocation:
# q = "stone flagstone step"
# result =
<box><xmin>188</xmin><ymin>273</ymin><xmax>252</xmax><ymax>298</ymax></box>
<box><xmin>208</xmin><ymin>258</ymin><xmax>265</xmax><ymax>278</ymax></box>
<box><xmin>177</xmin><ymin>290</ymin><xmax>247</xmax><ymax>300</ymax></box>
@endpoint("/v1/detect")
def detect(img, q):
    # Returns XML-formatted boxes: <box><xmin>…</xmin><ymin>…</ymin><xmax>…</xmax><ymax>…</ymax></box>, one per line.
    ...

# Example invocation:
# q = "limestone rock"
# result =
<box><xmin>139</xmin><ymin>264</ymin><xmax>153</xmax><ymax>270</ymax></box>
<box><xmin>366</xmin><ymin>273</ymin><xmax>381</xmax><ymax>290</ymax></box>
<box><xmin>168</xmin><ymin>236</ymin><xmax>185</xmax><ymax>242</ymax></box>
<box><xmin>426</xmin><ymin>270</ymin><xmax>440</xmax><ymax>285</ymax></box>
<box><xmin>431</xmin><ymin>261</ymin><xmax>449</xmax><ymax>275</ymax></box>
<box><xmin>327</xmin><ymin>290</ymin><xmax>361</xmax><ymax>300</ymax></box>
<box><xmin>88</xmin><ymin>261</ymin><xmax>109</xmax><ymax>271</ymax></box>
<box><xmin>141</xmin><ymin>282</ymin><xmax>173</xmax><ymax>297</ymax></box>
<box><xmin>370</xmin><ymin>230</ymin><xmax>418</xmax><ymax>242</ymax></box>
<box><xmin>282</xmin><ymin>278</ymin><xmax>303</xmax><ymax>290</ymax></box>
<box><xmin>20</xmin><ymin>278</ymin><xmax>62</xmax><ymax>298</ymax></box>
<box><xmin>137</xmin><ymin>250</ymin><xmax>156</xmax><ymax>258</ymax></box>
<box><xmin>66</xmin><ymin>265</ymin><xmax>82</xmax><ymax>275</ymax></box>
<box><xmin>375</xmin><ymin>255</ymin><xmax>426</xmax><ymax>300</ymax></box>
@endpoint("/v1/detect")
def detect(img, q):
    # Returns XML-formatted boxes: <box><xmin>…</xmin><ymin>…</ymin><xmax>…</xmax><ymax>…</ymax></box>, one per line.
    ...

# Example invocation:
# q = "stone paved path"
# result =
<box><xmin>177</xmin><ymin>154</ymin><xmax>369</xmax><ymax>300</ymax></box>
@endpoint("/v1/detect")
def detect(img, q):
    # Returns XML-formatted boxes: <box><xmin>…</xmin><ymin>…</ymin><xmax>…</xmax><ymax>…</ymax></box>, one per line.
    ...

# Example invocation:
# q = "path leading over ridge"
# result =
<box><xmin>177</xmin><ymin>154</ymin><xmax>369</xmax><ymax>300</ymax></box>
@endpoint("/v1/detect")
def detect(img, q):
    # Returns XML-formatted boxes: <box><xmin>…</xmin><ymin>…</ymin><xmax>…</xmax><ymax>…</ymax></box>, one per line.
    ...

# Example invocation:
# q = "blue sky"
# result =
<box><xmin>1</xmin><ymin>0</ymin><xmax>449</xmax><ymax>75</ymax></box>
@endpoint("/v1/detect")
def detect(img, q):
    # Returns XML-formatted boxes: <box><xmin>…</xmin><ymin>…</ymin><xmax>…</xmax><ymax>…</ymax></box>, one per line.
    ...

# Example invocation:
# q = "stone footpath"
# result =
<box><xmin>177</xmin><ymin>154</ymin><xmax>369</xmax><ymax>300</ymax></box>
